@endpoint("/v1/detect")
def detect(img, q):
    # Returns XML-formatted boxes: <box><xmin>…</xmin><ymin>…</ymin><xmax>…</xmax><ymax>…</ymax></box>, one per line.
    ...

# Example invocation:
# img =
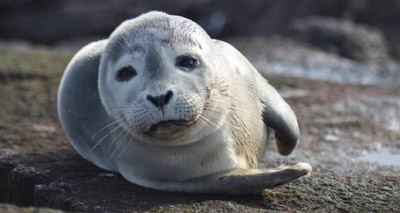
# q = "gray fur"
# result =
<box><xmin>58</xmin><ymin>39</ymin><xmax>117</xmax><ymax>171</ymax></box>
<box><xmin>145</xmin><ymin>46</ymin><xmax>164</xmax><ymax>75</ymax></box>
<box><xmin>58</xmin><ymin>11</ymin><xmax>311</xmax><ymax>194</ymax></box>
<box><xmin>106</xmin><ymin>11</ymin><xmax>207</xmax><ymax>63</ymax></box>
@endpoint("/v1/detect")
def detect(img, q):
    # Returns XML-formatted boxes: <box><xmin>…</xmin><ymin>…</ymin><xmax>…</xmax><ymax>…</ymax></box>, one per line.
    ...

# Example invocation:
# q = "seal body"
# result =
<box><xmin>58</xmin><ymin>11</ymin><xmax>311</xmax><ymax>194</ymax></box>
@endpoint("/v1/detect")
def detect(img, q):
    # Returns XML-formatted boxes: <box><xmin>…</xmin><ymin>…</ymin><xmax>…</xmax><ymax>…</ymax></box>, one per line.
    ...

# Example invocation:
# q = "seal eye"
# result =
<box><xmin>176</xmin><ymin>55</ymin><xmax>199</xmax><ymax>70</ymax></box>
<box><xmin>116</xmin><ymin>66</ymin><xmax>137</xmax><ymax>82</ymax></box>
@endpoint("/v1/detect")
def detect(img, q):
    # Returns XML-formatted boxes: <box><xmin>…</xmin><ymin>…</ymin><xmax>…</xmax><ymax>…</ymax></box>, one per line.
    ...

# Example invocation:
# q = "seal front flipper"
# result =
<box><xmin>259</xmin><ymin>82</ymin><xmax>300</xmax><ymax>156</ymax></box>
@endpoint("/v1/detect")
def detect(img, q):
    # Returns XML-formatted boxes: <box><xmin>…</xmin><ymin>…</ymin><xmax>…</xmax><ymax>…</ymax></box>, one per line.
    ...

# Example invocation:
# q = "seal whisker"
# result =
<box><xmin>201</xmin><ymin>114</ymin><xmax>220</xmax><ymax>125</ymax></box>
<box><xmin>197</xmin><ymin>117</ymin><xmax>215</xmax><ymax>133</ymax></box>
<box><xmin>91</xmin><ymin>122</ymin><xmax>122</xmax><ymax>152</ymax></box>
<box><xmin>121</xmin><ymin>34</ymin><xmax>132</xmax><ymax>48</ymax></box>
<box><xmin>117</xmin><ymin>131</ymin><xmax>136</xmax><ymax>158</ymax></box>
<box><xmin>111</xmin><ymin>129</ymin><xmax>131</xmax><ymax>158</ymax></box>
<box><xmin>199</xmin><ymin>114</ymin><xmax>219</xmax><ymax>129</ymax></box>
<box><xmin>202</xmin><ymin>110</ymin><xmax>222</xmax><ymax>120</ymax></box>
<box><xmin>106</xmin><ymin>128</ymin><xmax>126</xmax><ymax>154</ymax></box>
<box><xmin>92</xmin><ymin>119</ymin><xmax>120</xmax><ymax>140</ymax></box>
<box><xmin>116</xmin><ymin>38</ymin><xmax>131</xmax><ymax>52</ymax></box>
<box><xmin>202</xmin><ymin>110</ymin><xmax>224</xmax><ymax>122</ymax></box>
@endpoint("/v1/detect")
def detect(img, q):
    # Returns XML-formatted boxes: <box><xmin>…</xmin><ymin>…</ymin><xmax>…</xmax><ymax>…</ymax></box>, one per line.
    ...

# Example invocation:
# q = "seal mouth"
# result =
<box><xmin>149</xmin><ymin>119</ymin><xmax>193</xmax><ymax>131</ymax></box>
<box><xmin>144</xmin><ymin>119</ymin><xmax>197</xmax><ymax>136</ymax></box>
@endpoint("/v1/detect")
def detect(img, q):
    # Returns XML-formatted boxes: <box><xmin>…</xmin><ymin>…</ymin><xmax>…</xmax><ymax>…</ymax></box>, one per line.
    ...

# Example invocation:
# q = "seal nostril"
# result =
<box><xmin>147</xmin><ymin>91</ymin><xmax>173</xmax><ymax>109</ymax></box>
<box><xmin>147</xmin><ymin>95</ymin><xmax>160</xmax><ymax>107</ymax></box>
<box><xmin>164</xmin><ymin>90</ymin><xmax>173</xmax><ymax>105</ymax></box>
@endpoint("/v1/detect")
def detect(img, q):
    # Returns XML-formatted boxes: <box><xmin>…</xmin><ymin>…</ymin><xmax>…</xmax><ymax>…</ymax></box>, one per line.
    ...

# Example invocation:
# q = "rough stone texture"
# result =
<box><xmin>0</xmin><ymin>139</ymin><xmax>399</xmax><ymax>212</ymax></box>
<box><xmin>0</xmin><ymin>204</ymin><xmax>63</xmax><ymax>213</ymax></box>
<box><xmin>0</xmin><ymin>37</ymin><xmax>399</xmax><ymax>211</ymax></box>
<box><xmin>289</xmin><ymin>16</ymin><xmax>389</xmax><ymax>61</ymax></box>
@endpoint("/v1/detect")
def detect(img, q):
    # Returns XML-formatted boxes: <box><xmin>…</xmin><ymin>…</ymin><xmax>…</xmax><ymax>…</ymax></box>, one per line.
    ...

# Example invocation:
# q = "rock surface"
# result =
<box><xmin>0</xmin><ymin>204</ymin><xmax>62</xmax><ymax>213</ymax></box>
<box><xmin>289</xmin><ymin>16</ymin><xmax>389</xmax><ymax>61</ymax></box>
<box><xmin>229</xmin><ymin>36</ymin><xmax>400</xmax><ymax>84</ymax></box>
<box><xmin>0</xmin><ymin>38</ymin><xmax>399</xmax><ymax>211</ymax></box>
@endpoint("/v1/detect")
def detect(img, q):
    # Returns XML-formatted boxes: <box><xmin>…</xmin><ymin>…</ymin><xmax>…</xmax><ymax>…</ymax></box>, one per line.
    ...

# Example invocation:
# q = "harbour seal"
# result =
<box><xmin>58</xmin><ymin>11</ymin><xmax>311</xmax><ymax>194</ymax></box>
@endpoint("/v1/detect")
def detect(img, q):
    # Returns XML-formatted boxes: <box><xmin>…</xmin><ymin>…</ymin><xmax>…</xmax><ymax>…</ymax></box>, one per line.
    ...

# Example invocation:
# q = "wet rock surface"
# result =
<box><xmin>0</xmin><ymin>36</ymin><xmax>399</xmax><ymax>211</ymax></box>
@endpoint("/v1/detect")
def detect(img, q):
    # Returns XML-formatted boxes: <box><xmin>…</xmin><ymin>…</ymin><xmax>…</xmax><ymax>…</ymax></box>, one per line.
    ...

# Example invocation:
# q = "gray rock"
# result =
<box><xmin>1</xmin><ymin>0</ymin><xmax>399</xmax><ymax>42</ymax></box>
<box><xmin>0</xmin><ymin>204</ymin><xmax>63</xmax><ymax>213</ymax></box>
<box><xmin>333</xmin><ymin>96</ymin><xmax>400</xmax><ymax>133</ymax></box>
<box><xmin>228</xmin><ymin>36</ymin><xmax>400</xmax><ymax>84</ymax></box>
<box><xmin>0</xmin><ymin>151</ymin><xmax>284</xmax><ymax>212</ymax></box>
<box><xmin>290</xmin><ymin>16</ymin><xmax>389</xmax><ymax>61</ymax></box>
<box><xmin>1</xmin><ymin>148</ymin><xmax>399</xmax><ymax>212</ymax></box>
<box><xmin>0</xmin><ymin>0</ymin><xmax>209</xmax><ymax>44</ymax></box>
<box><xmin>1</xmin><ymin>0</ymin><xmax>400</xmax><ymax>61</ymax></box>
<box><xmin>1</xmin><ymin>31</ymin><xmax>400</xmax><ymax>212</ymax></box>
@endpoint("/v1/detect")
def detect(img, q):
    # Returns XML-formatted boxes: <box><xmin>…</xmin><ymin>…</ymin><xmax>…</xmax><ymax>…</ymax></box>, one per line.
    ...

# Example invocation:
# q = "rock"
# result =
<box><xmin>0</xmin><ymin>151</ymin><xmax>295</xmax><ymax>212</ymax></box>
<box><xmin>1</xmin><ymin>35</ymin><xmax>400</xmax><ymax>212</ymax></box>
<box><xmin>228</xmin><ymin>36</ymin><xmax>400</xmax><ymax>84</ymax></box>
<box><xmin>0</xmin><ymin>149</ymin><xmax>399</xmax><ymax>212</ymax></box>
<box><xmin>2</xmin><ymin>0</ymin><xmax>400</xmax><ymax>61</ymax></box>
<box><xmin>0</xmin><ymin>0</ymin><xmax>210</xmax><ymax>44</ymax></box>
<box><xmin>1</xmin><ymin>1</ymin><xmax>400</xmax><ymax>44</ymax></box>
<box><xmin>0</xmin><ymin>204</ymin><xmax>63</xmax><ymax>213</ymax></box>
<box><xmin>333</xmin><ymin>96</ymin><xmax>400</xmax><ymax>133</ymax></box>
<box><xmin>290</xmin><ymin>16</ymin><xmax>389</xmax><ymax>61</ymax></box>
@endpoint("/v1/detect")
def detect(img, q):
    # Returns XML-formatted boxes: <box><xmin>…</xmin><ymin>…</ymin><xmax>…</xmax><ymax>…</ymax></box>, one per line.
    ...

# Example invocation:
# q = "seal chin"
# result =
<box><xmin>144</xmin><ymin>119</ymin><xmax>197</xmax><ymax>139</ymax></box>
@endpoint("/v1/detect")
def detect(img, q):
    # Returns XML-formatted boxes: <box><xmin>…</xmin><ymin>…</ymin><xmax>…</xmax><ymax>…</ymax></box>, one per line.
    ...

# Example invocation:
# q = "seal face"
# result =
<box><xmin>98</xmin><ymin>14</ymin><xmax>228</xmax><ymax>146</ymax></box>
<box><xmin>58</xmin><ymin>11</ymin><xmax>311</xmax><ymax>194</ymax></box>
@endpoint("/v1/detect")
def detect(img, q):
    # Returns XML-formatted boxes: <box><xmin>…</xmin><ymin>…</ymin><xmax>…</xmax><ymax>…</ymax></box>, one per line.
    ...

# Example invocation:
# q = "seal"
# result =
<box><xmin>58</xmin><ymin>11</ymin><xmax>311</xmax><ymax>194</ymax></box>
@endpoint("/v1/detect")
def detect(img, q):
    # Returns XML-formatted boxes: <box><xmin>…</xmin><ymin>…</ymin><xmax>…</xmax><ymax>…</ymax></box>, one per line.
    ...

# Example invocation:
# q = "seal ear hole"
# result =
<box><xmin>116</xmin><ymin>65</ymin><xmax>137</xmax><ymax>82</ymax></box>
<box><xmin>176</xmin><ymin>55</ymin><xmax>199</xmax><ymax>70</ymax></box>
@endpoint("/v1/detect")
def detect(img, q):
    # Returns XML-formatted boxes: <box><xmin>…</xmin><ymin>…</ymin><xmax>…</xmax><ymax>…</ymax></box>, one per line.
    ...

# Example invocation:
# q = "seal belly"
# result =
<box><xmin>113</xmin><ymin>129</ymin><xmax>240</xmax><ymax>182</ymax></box>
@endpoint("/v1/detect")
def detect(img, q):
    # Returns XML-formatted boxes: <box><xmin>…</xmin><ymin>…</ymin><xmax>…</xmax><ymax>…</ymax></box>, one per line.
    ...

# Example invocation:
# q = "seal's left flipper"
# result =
<box><xmin>258</xmin><ymin>82</ymin><xmax>300</xmax><ymax>156</ymax></box>
<box><xmin>156</xmin><ymin>162</ymin><xmax>311</xmax><ymax>194</ymax></box>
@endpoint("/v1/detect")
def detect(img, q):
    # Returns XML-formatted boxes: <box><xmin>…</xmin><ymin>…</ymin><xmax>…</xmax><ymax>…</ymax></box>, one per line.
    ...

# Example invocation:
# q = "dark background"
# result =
<box><xmin>1</xmin><ymin>0</ymin><xmax>400</xmax><ymax>60</ymax></box>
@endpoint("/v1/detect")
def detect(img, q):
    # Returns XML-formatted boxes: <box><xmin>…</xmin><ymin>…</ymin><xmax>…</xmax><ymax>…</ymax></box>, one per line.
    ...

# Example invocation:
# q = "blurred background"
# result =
<box><xmin>0</xmin><ymin>0</ymin><xmax>399</xmax><ymax>53</ymax></box>
<box><xmin>0</xmin><ymin>0</ymin><xmax>400</xmax><ymax>54</ymax></box>
<box><xmin>0</xmin><ymin>0</ymin><xmax>399</xmax><ymax>57</ymax></box>
<box><xmin>2</xmin><ymin>0</ymin><xmax>400</xmax><ymax>84</ymax></box>
<box><xmin>0</xmin><ymin>1</ymin><xmax>400</xmax><ymax>211</ymax></box>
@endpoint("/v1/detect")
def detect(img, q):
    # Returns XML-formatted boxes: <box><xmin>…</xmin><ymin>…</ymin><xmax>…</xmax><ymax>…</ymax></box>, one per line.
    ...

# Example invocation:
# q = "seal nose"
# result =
<box><xmin>146</xmin><ymin>90</ymin><xmax>173</xmax><ymax>109</ymax></box>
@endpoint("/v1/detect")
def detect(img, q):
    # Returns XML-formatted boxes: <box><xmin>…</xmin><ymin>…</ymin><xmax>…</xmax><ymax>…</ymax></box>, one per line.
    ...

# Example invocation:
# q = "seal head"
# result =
<box><xmin>98</xmin><ymin>12</ymin><xmax>229</xmax><ymax>146</ymax></box>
